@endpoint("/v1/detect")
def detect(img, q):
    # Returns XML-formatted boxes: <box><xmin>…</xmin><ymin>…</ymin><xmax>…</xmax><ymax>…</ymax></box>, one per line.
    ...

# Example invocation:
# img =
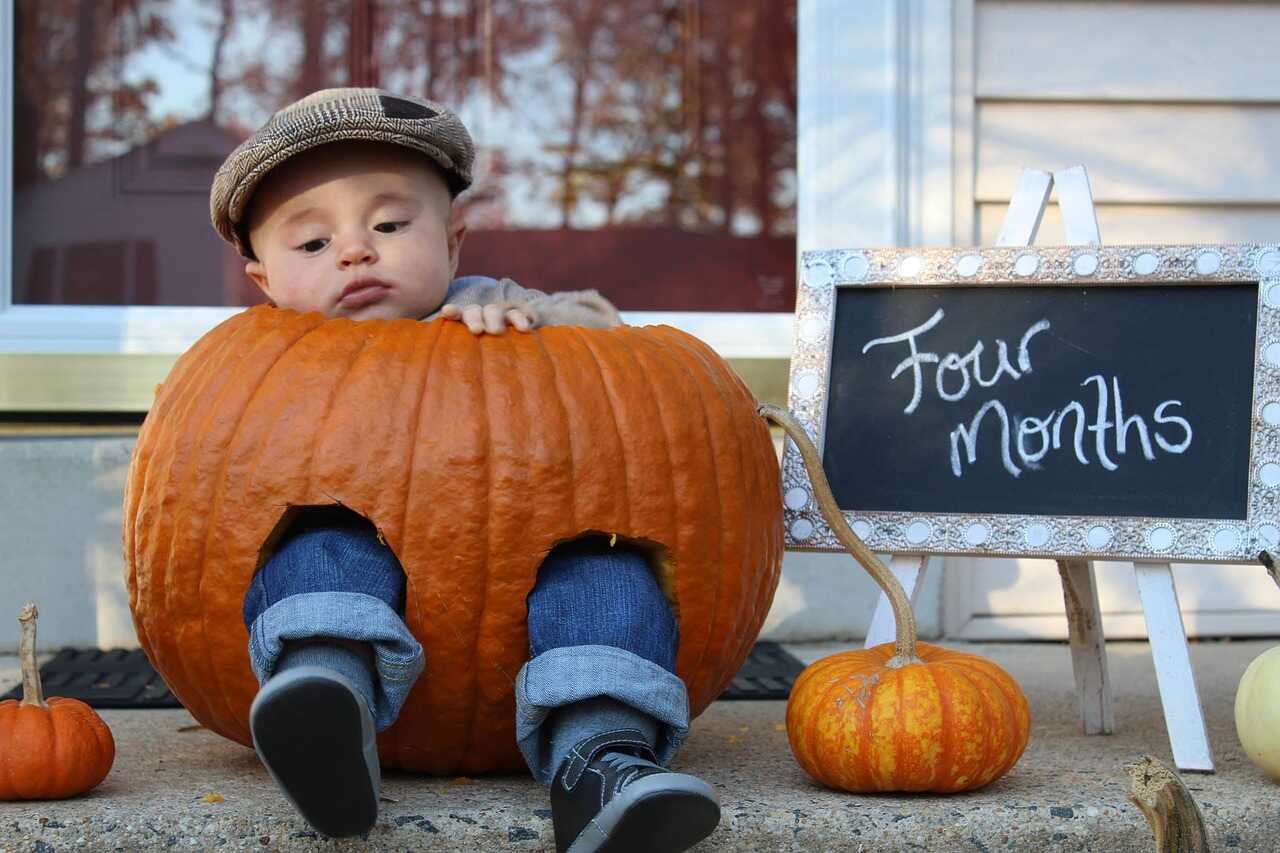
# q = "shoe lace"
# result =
<box><xmin>599</xmin><ymin>751</ymin><xmax>658</xmax><ymax>789</ymax></box>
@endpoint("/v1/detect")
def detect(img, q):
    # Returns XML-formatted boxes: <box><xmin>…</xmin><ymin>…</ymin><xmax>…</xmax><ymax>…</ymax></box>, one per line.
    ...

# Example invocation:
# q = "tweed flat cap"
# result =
<box><xmin>210</xmin><ymin>87</ymin><xmax>475</xmax><ymax>258</ymax></box>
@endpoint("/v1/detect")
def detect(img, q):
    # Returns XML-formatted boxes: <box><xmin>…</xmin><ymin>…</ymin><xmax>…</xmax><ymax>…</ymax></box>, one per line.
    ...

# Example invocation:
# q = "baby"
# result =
<box><xmin>209</xmin><ymin>88</ymin><xmax>720</xmax><ymax>852</ymax></box>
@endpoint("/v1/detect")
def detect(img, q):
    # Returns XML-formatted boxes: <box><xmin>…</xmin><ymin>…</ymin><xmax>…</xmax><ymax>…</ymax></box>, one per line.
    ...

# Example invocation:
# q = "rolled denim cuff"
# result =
<box><xmin>515</xmin><ymin>644</ymin><xmax>690</xmax><ymax>785</ymax></box>
<box><xmin>247</xmin><ymin>591</ymin><xmax>425</xmax><ymax>731</ymax></box>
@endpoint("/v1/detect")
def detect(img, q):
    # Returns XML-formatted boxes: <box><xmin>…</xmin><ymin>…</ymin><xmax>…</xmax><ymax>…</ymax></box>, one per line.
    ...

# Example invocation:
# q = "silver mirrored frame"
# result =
<box><xmin>783</xmin><ymin>243</ymin><xmax>1280</xmax><ymax>563</ymax></box>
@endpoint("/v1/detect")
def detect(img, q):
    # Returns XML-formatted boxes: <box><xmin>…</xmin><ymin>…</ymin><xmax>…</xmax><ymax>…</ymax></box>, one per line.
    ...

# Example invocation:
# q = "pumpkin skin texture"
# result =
<box><xmin>124</xmin><ymin>306</ymin><xmax>783</xmax><ymax>774</ymax></box>
<box><xmin>785</xmin><ymin>641</ymin><xmax>1031</xmax><ymax>794</ymax></box>
<box><xmin>0</xmin><ymin>698</ymin><xmax>116</xmax><ymax>800</ymax></box>
<box><xmin>1234</xmin><ymin>644</ymin><xmax>1280</xmax><ymax>781</ymax></box>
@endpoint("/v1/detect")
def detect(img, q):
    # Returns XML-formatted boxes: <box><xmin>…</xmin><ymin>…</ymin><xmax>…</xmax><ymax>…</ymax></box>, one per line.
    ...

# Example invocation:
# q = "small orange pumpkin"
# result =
<box><xmin>124</xmin><ymin>307</ymin><xmax>783</xmax><ymax>774</ymax></box>
<box><xmin>0</xmin><ymin>604</ymin><xmax>115</xmax><ymax>800</ymax></box>
<box><xmin>760</xmin><ymin>406</ymin><xmax>1031</xmax><ymax>794</ymax></box>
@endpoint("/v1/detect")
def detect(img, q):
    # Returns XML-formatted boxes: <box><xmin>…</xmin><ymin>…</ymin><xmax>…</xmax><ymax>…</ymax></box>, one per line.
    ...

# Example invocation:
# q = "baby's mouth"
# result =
<box><xmin>338</xmin><ymin>279</ymin><xmax>392</xmax><ymax>310</ymax></box>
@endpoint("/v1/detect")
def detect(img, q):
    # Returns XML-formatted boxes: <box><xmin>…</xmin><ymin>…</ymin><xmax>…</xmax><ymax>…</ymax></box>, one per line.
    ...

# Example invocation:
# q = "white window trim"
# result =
<box><xmin>0</xmin><ymin>1</ymin><xmax>953</xmax><ymax>393</ymax></box>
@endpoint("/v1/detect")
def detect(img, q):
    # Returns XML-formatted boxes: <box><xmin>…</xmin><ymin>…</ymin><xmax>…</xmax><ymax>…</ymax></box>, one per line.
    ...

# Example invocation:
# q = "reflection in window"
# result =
<box><xmin>10</xmin><ymin>0</ymin><xmax>795</xmax><ymax>312</ymax></box>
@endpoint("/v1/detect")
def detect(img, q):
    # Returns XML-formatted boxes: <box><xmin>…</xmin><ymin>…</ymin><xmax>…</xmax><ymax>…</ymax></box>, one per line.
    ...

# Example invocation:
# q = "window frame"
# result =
<box><xmin>1</xmin><ymin>0</ymin><xmax>949</xmax><ymax>411</ymax></box>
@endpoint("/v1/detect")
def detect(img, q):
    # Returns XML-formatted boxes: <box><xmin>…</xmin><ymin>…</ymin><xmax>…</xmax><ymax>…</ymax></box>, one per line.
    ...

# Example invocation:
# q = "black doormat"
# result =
<box><xmin>4</xmin><ymin>641</ymin><xmax>805</xmax><ymax>708</ymax></box>
<box><xmin>1</xmin><ymin>647</ymin><xmax>181</xmax><ymax>709</ymax></box>
<box><xmin>717</xmin><ymin>640</ymin><xmax>807</xmax><ymax>701</ymax></box>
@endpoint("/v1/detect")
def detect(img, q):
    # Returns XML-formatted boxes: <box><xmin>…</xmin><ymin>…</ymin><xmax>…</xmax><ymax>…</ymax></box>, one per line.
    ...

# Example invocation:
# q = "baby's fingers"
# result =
<box><xmin>506</xmin><ymin>309</ymin><xmax>532</xmax><ymax>332</ymax></box>
<box><xmin>458</xmin><ymin>304</ymin><xmax>487</xmax><ymax>333</ymax></box>
<box><xmin>482</xmin><ymin>303</ymin><xmax>508</xmax><ymax>334</ymax></box>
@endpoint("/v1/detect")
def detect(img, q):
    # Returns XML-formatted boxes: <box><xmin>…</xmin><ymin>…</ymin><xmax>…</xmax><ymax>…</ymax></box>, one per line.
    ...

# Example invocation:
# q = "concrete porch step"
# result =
<box><xmin>2</xmin><ymin>641</ymin><xmax>1277</xmax><ymax>851</ymax></box>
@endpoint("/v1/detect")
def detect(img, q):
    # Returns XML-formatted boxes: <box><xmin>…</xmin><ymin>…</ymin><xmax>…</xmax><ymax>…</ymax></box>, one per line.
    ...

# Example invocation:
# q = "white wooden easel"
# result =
<box><xmin>863</xmin><ymin>166</ymin><xmax>1214</xmax><ymax>772</ymax></box>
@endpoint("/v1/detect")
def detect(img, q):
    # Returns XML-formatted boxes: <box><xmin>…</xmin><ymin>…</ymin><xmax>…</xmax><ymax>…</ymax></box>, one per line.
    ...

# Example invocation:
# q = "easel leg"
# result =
<box><xmin>1056</xmin><ymin>558</ymin><xmax>1113</xmax><ymax>735</ymax></box>
<box><xmin>864</xmin><ymin>555</ymin><xmax>927</xmax><ymax>648</ymax></box>
<box><xmin>1133</xmin><ymin>561</ymin><xmax>1214</xmax><ymax>772</ymax></box>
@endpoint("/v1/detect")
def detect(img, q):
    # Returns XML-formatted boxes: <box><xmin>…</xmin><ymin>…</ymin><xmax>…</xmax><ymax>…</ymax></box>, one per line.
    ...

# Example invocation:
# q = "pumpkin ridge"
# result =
<box><xmin>145</xmin><ymin>311</ymin><xmax>287</xmax><ymax>715</ymax></box>
<box><xmin>941</xmin><ymin>657</ymin><xmax>1009</xmax><ymax>789</ymax></box>
<box><xmin>729</xmin><ymin>384</ymin><xmax>776</xmax><ymax>690</ymax></box>
<box><xmin>529</xmin><ymin>328</ymin><xmax>578</xmax><ymax>533</ymax></box>
<box><xmin>586</xmin><ymin>327</ymin><xmax>674</xmax><ymax>541</ymax></box>
<box><xmin>742</xmin><ymin>405</ymin><xmax>777</xmax><ymax>640</ymax></box>
<box><xmin>928</xmin><ymin>660</ymin><xmax>984</xmax><ymax>791</ymax></box>
<box><xmin>392</xmin><ymin>321</ymin><xmax>443</xmax><ymax>768</ymax></box>
<box><xmin>10</xmin><ymin>701</ymin><xmax>46</xmax><ymax>799</ymax></box>
<box><xmin>183</xmin><ymin>312</ymin><xmax>334</xmax><ymax>734</ymax></box>
<box><xmin>604</xmin><ymin>329</ymin><xmax>679</xmax><ymax>605</ymax></box>
<box><xmin>845</xmin><ymin>663</ymin><xmax>883</xmax><ymax>791</ymax></box>
<box><xmin>923</xmin><ymin>662</ymin><xmax>950</xmax><ymax>791</ymax></box>
<box><xmin>565</xmin><ymin>326</ymin><xmax>633</xmax><ymax>533</ymax></box>
<box><xmin>649</xmin><ymin>327</ymin><xmax>749</xmax><ymax>703</ymax></box>
<box><xmin>972</xmin><ymin>663</ymin><xmax>1017</xmax><ymax>787</ymax></box>
<box><xmin>302</xmin><ymin>322</ymin><xmax>379</xmax><ymax>498</ymax></box>
<box><xmin>0</xmin><ymin>705</ymin><xmax>15</xmax><ymax>797</ymax></box>
<box><xmin>962</xmin><ymin>658</ymin><xmax>1028</xmax><ymax>781</ymax></box>
<box><xmin>803</xmin><ymin>660</ymin><xmax>849</xmax><ymax>784</ymax></box>
<box><xmin>638</xmin><ymin>327</ymin><xmax>725</xmax><ymax>696</ymax></box>
<box><xmin>51</xmin><ymin>702</ymin><xmax>94</xmax><ymax>794</ymax></box>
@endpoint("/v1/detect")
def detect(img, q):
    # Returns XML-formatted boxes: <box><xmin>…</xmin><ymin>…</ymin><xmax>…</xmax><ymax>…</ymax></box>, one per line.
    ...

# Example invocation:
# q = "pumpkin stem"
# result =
<box><xmin>758</xmin><ymin>404</ymin><xmax>920</xmax><ymax>666</ymax></box>
<box><xmin>1125</xmin><ymin>755</ymin><xmax>1209</xmax><ymax>853</ymax></box>
<box><xmin>17</xmin><ymin>602</ymin><xmax>48</xmax><ymax>708</ymax></box>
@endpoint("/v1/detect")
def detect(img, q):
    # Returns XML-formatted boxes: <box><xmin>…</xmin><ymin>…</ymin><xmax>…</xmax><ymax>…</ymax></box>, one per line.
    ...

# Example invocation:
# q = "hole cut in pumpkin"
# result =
<box><xmin>543</xmin><ymin>531</ymin><xmax>679</xmax><ymax>622</ymax></box>
<box><xmin>253</xmin><ymin>503</ymin><xmax>397</xmax><ymax>575</ymax></box>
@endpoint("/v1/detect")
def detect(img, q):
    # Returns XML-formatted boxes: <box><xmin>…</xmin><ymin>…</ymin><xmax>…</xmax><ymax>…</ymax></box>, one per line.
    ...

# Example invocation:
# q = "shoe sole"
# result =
<box><xmin>249</xmin><ymin>666</ymin><xmax>380</xmax><ymax>838</ymax></box>
<box><xmin>567</xmin><ymin>773</ymin><xmax>721</xmax><ymax>853</ymax></box>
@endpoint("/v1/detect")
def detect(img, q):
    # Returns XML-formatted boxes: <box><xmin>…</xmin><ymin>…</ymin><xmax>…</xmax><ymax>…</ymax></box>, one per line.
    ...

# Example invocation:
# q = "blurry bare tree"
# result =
<box><xmin>15</xmin><ymin>0</ymin><xmax>176</xmax><ymax>184</ymax></box>
<box><xmin>11</xmin><ymin>0</ymin><xmax>795</xmax><ymax>309</ymax></box>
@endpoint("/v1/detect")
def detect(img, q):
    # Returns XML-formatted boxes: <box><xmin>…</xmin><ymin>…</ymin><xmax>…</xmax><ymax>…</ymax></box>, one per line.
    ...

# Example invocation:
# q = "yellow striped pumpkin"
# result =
<box><xmin>123</xmin><ymin>305</ymin><xmax>783</xmax><ymax>775</ymax></box>
<box><xmin>785</xmin><ymin>642</ymin><xmax>1031</xmax><ymax>793</ymax></box>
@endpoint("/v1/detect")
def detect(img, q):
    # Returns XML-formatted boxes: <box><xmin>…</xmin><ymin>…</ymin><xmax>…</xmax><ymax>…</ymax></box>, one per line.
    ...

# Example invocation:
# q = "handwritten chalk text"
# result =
<box><xmin>860</xmin><ymin>311</ymin><xmax>1195</xmax><ymax>479</ymax></box>
<box><xmin>948</xmin><ymin>375</ymin><xmax>1193</xmax><ymax>478</ymax></box>
<box><xmin>862</xmin><ymin>309</ymin><xmax>1052</xmax><ymax>414</ymax></box>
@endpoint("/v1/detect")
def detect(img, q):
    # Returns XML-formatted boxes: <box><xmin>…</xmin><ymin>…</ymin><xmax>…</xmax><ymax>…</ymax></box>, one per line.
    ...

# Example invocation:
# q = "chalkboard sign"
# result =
<box><xmin>782</xmin><ymin>244</ymin><xmax>1280</xmax><ymax>562</ymax></box>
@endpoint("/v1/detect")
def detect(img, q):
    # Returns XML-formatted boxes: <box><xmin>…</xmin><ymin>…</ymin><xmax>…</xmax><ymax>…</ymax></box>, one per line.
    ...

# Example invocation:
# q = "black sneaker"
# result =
<box><xmin>550</xmin><ymin>729</ymin><xmax>720</xmax><ymax>853</ymax></box>
<box><xmin>249</xmin><ymin>666</ymin><xmax>381</xmax><ymax>838</ymax></box>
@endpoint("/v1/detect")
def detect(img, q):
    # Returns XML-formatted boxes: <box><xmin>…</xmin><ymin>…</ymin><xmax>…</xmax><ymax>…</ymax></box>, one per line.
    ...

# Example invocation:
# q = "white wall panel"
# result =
<box><xmin>976</xmin><ymin>202</ymin><xmax>1280</xmax><ymax>246</ymax></box>
<box><xmin>976</xmin><ymin>2</ymin><xmax>1280</xmax><ymax>102</ymax></box>
<box><xmin>976</xmin><ymin>103</ymin><xmax>1280</xmax><ymax>204</ymax></box>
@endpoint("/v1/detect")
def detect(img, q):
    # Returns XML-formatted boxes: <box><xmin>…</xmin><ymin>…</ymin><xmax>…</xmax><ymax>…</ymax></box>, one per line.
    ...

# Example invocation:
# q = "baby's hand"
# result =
<box><xmin>441</xmin><ymin>303</ymin><xmax>532</xmax><ymax>335</ymax></box>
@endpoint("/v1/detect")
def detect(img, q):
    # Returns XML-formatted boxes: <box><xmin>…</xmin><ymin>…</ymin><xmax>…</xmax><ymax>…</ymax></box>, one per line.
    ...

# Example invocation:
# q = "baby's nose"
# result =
<box><xmin>338</xmin><ymin>238</ymin><xmax>377</xmax><ymax>266</ymax></box>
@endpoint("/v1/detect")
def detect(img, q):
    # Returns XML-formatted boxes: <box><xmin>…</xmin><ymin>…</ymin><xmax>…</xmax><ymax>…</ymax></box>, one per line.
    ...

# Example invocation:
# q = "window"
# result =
<box><xmin>4</xmin><ymin>1</ymin><xmax>796</xmax><ymax>385</ymax></box>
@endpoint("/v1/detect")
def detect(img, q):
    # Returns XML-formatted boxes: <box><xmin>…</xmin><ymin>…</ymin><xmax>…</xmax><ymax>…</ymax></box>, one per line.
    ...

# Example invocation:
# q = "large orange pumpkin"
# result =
<box><xmin>124</xmin><ymin>305</ymin><xmax>783</xmax><ymax>774</ymax></box>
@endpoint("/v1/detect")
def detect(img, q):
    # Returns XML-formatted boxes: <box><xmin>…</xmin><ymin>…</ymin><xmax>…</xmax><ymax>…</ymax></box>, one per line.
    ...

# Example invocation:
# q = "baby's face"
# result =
<box><xmin>244</xmin><ymin>142</ymin><xmax>464</xmax><ymax>321</ymax></box>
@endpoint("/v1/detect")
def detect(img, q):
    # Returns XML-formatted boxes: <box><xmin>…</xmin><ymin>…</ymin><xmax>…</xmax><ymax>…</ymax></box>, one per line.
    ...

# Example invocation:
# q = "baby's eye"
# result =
<box><xmin>373</xmin><ymin>221</ymin><xmax>408</xmax><ymax>234</ymax></box>
<box><xmin>297</xmin><ymin>238</ymin><xmax>328</xmax><ymax>253</ymax></box>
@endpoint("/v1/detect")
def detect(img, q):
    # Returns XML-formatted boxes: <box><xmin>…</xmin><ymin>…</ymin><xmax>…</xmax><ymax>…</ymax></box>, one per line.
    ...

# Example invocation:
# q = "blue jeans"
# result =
<box><xmin>242</xmin><ymin>507</ymin><xmax>689</xmax><ymax>783</ymax></box>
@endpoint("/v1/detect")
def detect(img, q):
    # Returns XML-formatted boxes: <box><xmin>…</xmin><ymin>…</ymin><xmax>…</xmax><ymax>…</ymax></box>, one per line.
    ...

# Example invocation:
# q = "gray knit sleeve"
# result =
<box><xmin>427</xmin><ymin>275</ymin><xmax>623</xmax><ymax>328</ymax></box>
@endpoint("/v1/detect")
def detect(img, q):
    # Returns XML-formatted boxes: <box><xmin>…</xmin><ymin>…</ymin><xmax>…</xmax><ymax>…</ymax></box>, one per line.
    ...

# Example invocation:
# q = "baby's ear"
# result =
<box><xmin>245</xmin><ymin>260</ymin><xmax>272</xmax><ymax>298</ymax></box>
<box><xmin>446</xmin><ymin>208</ymin><xmax>467</xmax><ymax>278</ymax></box>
